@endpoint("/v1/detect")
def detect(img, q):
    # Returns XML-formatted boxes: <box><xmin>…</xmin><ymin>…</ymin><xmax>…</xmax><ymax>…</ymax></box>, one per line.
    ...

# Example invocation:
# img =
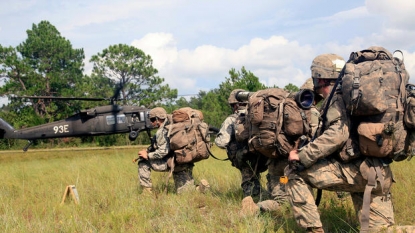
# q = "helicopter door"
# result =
<box><xmin>104</xmin><ymin>114</ymin><xmax>128</xmax><ymax>132</ymax></box>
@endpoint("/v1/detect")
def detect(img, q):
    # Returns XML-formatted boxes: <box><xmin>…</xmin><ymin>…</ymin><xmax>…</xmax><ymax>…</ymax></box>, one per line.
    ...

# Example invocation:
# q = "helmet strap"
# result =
<box><xmin>314</xmin><ymin>79</ymin><xmax>335</xmax><ymax>90</ymax></box>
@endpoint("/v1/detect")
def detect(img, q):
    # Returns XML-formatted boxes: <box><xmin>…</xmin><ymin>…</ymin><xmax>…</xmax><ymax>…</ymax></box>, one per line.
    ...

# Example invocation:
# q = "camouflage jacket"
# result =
<box><xmin>298</xmin><ymin>93</ymin><xmax>350</xmax><ymax>167</ymax></box>
<box><xmin>215</xmin><ymin>113</ymin><xmax>237</xmax><ymax>149</ymax></box>
<box><xmin>148</xmin><ymin>120</ymin><xmax>171</xmax><ymax>160</ymax></box>
<box><xmin>310</xmin><ymin>105</ymin><xmax>321</xmax><ymax>137</ymax></box>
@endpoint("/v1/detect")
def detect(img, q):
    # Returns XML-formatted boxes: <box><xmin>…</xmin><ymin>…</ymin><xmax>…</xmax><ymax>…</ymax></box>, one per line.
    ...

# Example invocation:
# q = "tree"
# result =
<box><xmin>75</xmin><ymin>74</ymin><xmax>118</xmax><ymax>109</ymax></box>
<box><xmin>90</xmin><ymin>44</ymin><xmax>177</xmax><ymax>107</ymax></box>
<box><xmin>0</xmin><ymin>21</ymin><xmax>85</xmax><ymax>124</ymax></box>
<box><xmin>187</xmin><ymin>67</ymin><xmax>266</xmax><ymax>128</ymax></box>
<box><xmin>210</xmin><ymin>67</ymin><xmax>266</xmax><ymax>125</ymax></box>
<box><xmin>284</xmin><ymin>83</ymin><xmax>299</xmax><ymax>93</ymax></box>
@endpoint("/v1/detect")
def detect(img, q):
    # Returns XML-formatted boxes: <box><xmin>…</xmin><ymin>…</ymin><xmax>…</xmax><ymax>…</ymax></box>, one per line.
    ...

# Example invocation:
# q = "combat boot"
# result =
<box><xmin>240</xmin><ymin>196</ymin><xmax>259</xmax><ymax>217</ymax></box>
<box><xmin>384</xmin><ymin>225</ymin><xmax>415</xmax><ymax>233</ymax></box>
<box><xmin>196</xmin><ymin>179</ymin><xmax>210</xmax><ymax>194</ymax></box>
<box><xmin>306</xmin><ymin>227</ymin><xmax>324</xmax><ymax>233</ymax></box>
<box><xmin>257</xmin><ymin>200</ymin><xmax>281</xmax><ymax>212</ymax></box>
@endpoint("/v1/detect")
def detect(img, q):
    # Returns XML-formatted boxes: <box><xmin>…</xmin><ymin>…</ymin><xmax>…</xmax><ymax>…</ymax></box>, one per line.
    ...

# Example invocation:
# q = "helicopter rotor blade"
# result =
<box><xmin>111</xmin><ymin>82</ymin><xmax>124</xmax><ymax>104</ymax></box>
<box><xmin>14</xmin><ymin>96</ymin><xmax>109</xmax><ymax>101</ymax></box>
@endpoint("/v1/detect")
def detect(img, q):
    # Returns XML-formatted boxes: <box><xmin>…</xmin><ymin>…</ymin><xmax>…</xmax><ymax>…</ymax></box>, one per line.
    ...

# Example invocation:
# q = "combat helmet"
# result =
<box><xmin>228</xmin><ymin>89</ymin><xmax>247</xmax><ymax>105</ymax></box>
<box><xmin>300</xmin><ymin>78</ymin><xmax>314</xmax><ymax>90</ymax></box>
<box><xmin>148</xmin><ymin>107</ymin><xmax>167</xmax><ymax>120</ymax></box>
<box><xmin>311</xmin><ymin>53</ymin><xmax>345</xmax><ymax>89</ymax></box>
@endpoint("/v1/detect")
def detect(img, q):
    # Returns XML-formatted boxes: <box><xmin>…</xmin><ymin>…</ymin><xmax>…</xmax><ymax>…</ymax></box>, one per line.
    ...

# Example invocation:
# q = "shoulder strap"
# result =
<box><xmin>393</xmin><ymin>50</ymin><xmax>406</xmax><ymax>113</ymax></box>
<box><xmin>313</xmin><ymin>63</ymin><xmax>347</xmax><ymax>140</ymax></box>
<box><xmin>361</xmin><ymin>158</ymin><xmax>387</xmax><ymax>232</ymax></box>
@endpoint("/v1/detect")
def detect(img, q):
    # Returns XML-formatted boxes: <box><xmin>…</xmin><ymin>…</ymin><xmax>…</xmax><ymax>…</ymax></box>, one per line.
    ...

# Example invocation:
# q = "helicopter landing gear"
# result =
<box><xmin>23</xmin><ymin>140</ymin><xmax>34</xmax><ymax>152</ymax></box>
<box><xmin>128</xmin><ymin>131</ymin><xmax>138</xmax><ymax>141</ymax></box>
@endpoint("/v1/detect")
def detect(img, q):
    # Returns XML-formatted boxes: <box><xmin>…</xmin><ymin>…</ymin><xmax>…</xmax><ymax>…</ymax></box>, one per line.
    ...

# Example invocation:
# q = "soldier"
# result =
<box><xmin>241</xmin><ymin>76</ymin><xmax>326</xmax><ymax>215</ymax></box>
<box><xmin>137</xmin><ymin>107</ymin><xmax>209</xmax><ymax>194</ymax></box>
<box><xmin>285</xmin><ymin>53</ymin><xmax>413</xmax><ymax>233</ymax></box>
<box><xmin>215</xmin><ymin>89</ymin><xmax>268</xmax><ymax>200</ymax></box>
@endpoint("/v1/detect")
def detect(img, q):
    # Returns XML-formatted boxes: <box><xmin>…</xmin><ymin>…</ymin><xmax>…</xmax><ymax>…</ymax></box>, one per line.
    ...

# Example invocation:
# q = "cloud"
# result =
<box><xmin>366</xmin><ymin>0</ymin><xmax>415</xmax><ymax>30</ymax></box>
<box><xmin>3</xmin><ymin>0</ymin><xmax>415</xmax><ymax>97</ymax></box>
<box><xmin>290</xmin><ymin>6</ymin><xmax>369</xmax><ymax>27</ymax></box>
<box><xmin>132</xmin><ymin>33</ymin><xmax>316</xmax><ymax>94</ymax></box>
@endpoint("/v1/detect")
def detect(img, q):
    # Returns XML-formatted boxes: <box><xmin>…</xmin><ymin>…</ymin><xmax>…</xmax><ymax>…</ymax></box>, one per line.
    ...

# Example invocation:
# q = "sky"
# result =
<box><xmin>1</xmin><ymin>0</ymin><xmax>415</xmax><ymax>98</ymax></box>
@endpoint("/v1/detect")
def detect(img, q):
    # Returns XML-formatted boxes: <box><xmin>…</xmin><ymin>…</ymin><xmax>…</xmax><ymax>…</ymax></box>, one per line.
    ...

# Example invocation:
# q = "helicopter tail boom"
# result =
<box><xmin>0</xmin><ymin>118</ymin><xmax>17</xmax><ymax>139</ymax></box>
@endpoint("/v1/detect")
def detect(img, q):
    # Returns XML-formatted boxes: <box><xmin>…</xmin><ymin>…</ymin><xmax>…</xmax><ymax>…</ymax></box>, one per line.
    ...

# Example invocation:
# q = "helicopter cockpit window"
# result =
<box><xmin>139</xmin><ymin>111</ymin><xmax>146</xmax><ymax>122</ymax></box>
<box><xmin>106</xmin><ymin>114</ymin><xmax>126</xmax><ymax>125</ymax></box>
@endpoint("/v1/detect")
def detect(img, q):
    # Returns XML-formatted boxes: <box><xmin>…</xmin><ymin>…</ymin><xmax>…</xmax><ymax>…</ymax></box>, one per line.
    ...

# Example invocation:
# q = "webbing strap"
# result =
<box><xmin>164</xmin><ymin>157</ymin><xmax>175</xmax><ymax>194</ymax></box>
<box><xmin>396</xmin><ymin>66</ymin><xmax>406</xmax><ymax>112</ymax></box>
<box><xmin>276</xmin><ymin>102</ymin><xmax>285</xmax><ymax>136</ymax></box>
<box><xmin>300</xmin><ymin>110</ymin><xmax>311</xmax><ymax>135</ymax></box>
<box><xmin>351</xmin><ymin>69</ymin><xmax>361</xmax><ymax>102</ymax></box>
<box><xmin>360</xmin><ymin>159</ymin><xmax>386</xmax><ymax>233</ymax></box>
<box><xmin>360</xmin><ymin>166</ymin><xmax>376</xmax><ymax>232</ymax></box>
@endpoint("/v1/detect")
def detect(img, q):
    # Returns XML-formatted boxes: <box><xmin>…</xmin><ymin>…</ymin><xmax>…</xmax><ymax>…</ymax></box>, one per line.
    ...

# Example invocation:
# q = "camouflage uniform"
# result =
<box><xmin>286</xmin><ymin>93</ymin><xmax>395</xmax><ymax>232</ymax></box>
<box><xmin>138</xmin><ymin>119</ymin><xmax>195</xmax><ymax>194</ymax></box>
<box><xmin>256</xmin><ymin>79</ymin><xmax>320</xmax><ymax>212</ymax></box>
<box><xmin>256</xmin><ymin>158</ymin><xmax>288</xmax><ymax>211</ymax></box>
<box><xmin>215</xmin><ymin>109</ymin><xmax>268</xmax><ymax>198</ymax></box>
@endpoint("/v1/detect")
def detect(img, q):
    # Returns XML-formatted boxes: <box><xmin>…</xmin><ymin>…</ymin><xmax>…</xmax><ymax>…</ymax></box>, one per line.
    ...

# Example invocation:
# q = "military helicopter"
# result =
<box><xmin>0</xmin><ymin>84</ymin><xmax>154</xmax><ymax>151</ymax></box>
<box><xmin>0</xmin><ymin>84</ymin><xmax>220</xmax><ymax>151</ymax></box>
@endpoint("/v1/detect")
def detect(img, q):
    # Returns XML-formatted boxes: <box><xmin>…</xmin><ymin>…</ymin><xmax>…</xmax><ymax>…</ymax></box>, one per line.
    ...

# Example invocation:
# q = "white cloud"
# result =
<box><xmin>131</xmin><ymin>33</ymin><xmax>316</xmax><ymax>95</ymax></box>
<box><xmin>293</xmin><ymin>6</ymin><xmax>369</xmax><ymax>26</ymax></box>
<box><xmin>2</xmin><ymin>0</ymin><xmax>415</xmax><ymax>98</ymax></box>
<box><xmin>366</xmin><ymin>0</ymin><xmax>415</xmax><ymax>30</ymax></box>
<box><xmin>401</xmin><ymin>50</ymin><xmax>415</xmax><ymax>84</ymax></box>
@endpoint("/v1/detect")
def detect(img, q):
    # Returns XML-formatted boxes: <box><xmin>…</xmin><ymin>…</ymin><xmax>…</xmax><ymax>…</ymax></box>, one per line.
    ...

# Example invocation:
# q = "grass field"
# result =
<box><xmin>0</xmin><ymin>146</ymin><xmax>414</xmax><ymax>232</ymax></box>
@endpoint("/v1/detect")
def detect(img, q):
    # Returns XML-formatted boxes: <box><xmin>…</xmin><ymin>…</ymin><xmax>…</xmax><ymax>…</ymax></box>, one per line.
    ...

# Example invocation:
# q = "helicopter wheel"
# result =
<box><xmin>129</xmin><ymin>131</ymin><xmax>138</xmax><ymax>141</ymax></box>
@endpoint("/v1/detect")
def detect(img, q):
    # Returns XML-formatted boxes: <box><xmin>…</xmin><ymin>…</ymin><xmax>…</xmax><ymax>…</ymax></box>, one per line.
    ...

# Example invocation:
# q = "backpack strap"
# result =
<box><xmin>393</xmin><ymin>50</ymin><xmax>406</xmax><ymax>113</ymax></box>
<box><xmin>166</xmin><ymin>115</ymin><xmax>173</xmax><ymax>138</ymax></box>
<box><xmin>315</xmin><ymin>61</ymin><xmax>348</xmax><ymax>139</ymax></box>
<box><xmin>164</xmin><ymin>156</ymin><xmax>175</xmax><ymax>194</ymax></box>
<box><xmin>350</xmin><ymin>69</ymin><xmax>361</xmax><ymax>115</ymax></box>
<box><xmin>276</xmin><ymin>101</ymin><xmax>285</xmax><ymax>136</ymax></box>
<box><xmin>299</xmin><ymin>109</ymin><xmax>311</xmax><ymax>135</ymax></box>
<box><xmin>360</xmin><ymin>158</ymin><xmax>386</xmax><ymax>233</ymax></box>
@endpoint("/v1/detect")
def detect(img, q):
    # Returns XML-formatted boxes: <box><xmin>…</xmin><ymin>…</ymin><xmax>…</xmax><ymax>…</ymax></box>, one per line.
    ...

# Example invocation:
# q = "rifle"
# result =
<box><xmin>279</xmin><ymin>135</ymin><xmax>324</xmax><ymax>206</ymax></box>
<box><xmin>315</xmin><ymin>59</ymin><xmax>348</xmax><ymax>139</ymax></box>
<box><xmin>279</xmin><ymin>135</ymin><xmax>308</xmax><ymax>185</ymax></box>
<box><xmin>133</xmin><ymin>135</ymin><xmax>156</xmax><ymax>163</ymax></box>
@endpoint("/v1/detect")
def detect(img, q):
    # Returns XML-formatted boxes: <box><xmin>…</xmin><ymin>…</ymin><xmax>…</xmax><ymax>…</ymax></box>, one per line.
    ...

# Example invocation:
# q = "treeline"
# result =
<box><xmin>0</xmin><ymin>21</ymin><xmax>299</xmax><ymax>150</ymax></box>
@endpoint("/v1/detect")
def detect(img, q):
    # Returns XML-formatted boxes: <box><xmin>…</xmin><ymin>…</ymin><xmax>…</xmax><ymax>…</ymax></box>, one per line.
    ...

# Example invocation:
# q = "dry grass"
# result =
<box><xmin>0</xmin><ymin>146</ymin><xmax>414</xmax><ymax>232</ymax></box>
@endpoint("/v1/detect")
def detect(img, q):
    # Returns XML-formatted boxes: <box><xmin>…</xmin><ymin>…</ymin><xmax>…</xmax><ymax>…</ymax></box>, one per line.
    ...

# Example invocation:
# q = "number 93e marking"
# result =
<box><xmin>53</xmin><ymin>125</ymin><xmax>69</xmax><ymax>134</ymax></box>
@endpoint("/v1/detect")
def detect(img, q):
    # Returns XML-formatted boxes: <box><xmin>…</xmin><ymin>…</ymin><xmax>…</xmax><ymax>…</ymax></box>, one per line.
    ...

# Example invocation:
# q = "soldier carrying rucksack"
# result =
<box><xmin>239</xmin><ymin>54</ymin><xmax>344</xmax><ymax>216</ymax></box>
<box><xmin>137</xmin><ymin>107</ymin><xmax>209</xmax><ymax>195</ymax></box>
<box><xmin>215</xmin><ymin>89</ymin><xmax>268</xmax><ymax>199</ymax></box>
<box><xmin>286</xmin><ymin>47</ymin><xmax>415</xmax><ymax>233</ymax></box>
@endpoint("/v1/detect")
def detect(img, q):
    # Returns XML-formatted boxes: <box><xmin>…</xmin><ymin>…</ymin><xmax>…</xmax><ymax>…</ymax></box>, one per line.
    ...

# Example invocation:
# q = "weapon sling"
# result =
<box><xmin>312</xmin><ymin>62</ymin><xmax>348</xmax><ymax>207</ymax></box>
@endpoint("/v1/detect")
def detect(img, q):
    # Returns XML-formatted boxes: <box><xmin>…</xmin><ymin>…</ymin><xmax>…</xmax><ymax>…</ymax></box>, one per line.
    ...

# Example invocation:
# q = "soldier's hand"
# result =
<box><xmin>138</xmin><ymin>150</ymin><xmax>149</xmax><ymax>160</ymax></box>
<box><xmin>288</xmin><ymin>149</ymin><xmax>299</xmax><ymax>162</ymax></box>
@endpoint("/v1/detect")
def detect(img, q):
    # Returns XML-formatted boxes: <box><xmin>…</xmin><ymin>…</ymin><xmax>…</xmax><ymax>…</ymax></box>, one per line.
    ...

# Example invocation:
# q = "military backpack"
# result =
<box><xmin>166</xmin><ymin>107</ymin><xmax>211</xmax><ymax>164</ymax></box>
<box><xmin>236</xmin><ymin>88</ymin><xmax>314</xmax><ymax>159</ymax></box>
<box><xmin>340</xmin><ymin>46</ymin><xmax>411</xmax><ymax>161</ymax></box>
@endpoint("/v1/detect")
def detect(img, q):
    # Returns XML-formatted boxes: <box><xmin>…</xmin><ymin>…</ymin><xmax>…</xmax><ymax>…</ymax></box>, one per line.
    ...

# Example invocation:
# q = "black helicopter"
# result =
<box><xmin>0</xmin><ymin>85</ymin><xmax>154</xmax><ymax>151</ymax></box>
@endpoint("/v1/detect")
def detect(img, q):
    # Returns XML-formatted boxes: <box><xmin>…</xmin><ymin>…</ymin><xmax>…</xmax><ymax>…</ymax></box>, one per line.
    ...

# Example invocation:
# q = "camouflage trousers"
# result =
<box><xmin>240</xmin><ymin>166</ymin><xmax>262</xmax><ymax>198</ymax></box>
<box><xmin>138</xmin><ymin>158</ymin><xmax>195</xmax><ymax>194</ymax></box>
<box><xmin>286</xmin><ymin>157</ymin><xmax>394</xmax><ymax>231</ymax></box>
<box><xmin>237</xmin><ymin>155</ymin><xmax>268</xmax><ymax>198</ymax></box>
<box><xmin>257</xmin><ymin>158</ymin><xmax>289</xmax><ymax>211</ymax></box>
<box><xmin>266</xmin><ymin>158</ymin><xmax>289</xmax><ymax>204</ymax></box>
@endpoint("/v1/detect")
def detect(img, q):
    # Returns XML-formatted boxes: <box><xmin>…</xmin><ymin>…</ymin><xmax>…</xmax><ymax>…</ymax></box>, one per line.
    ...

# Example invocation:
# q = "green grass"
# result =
<box><xmin>0</xmin><ymin>146</ymin><xmax>414</xmax><ymax>232</ymax></box>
